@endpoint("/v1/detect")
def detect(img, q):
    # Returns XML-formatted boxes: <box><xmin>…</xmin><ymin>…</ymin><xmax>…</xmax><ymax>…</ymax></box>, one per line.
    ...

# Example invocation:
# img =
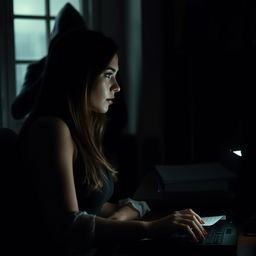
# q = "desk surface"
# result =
<box><xmin>134</xmin><ymin>171</ymin><xmax>256</xmax><ymax>256</ymax></box>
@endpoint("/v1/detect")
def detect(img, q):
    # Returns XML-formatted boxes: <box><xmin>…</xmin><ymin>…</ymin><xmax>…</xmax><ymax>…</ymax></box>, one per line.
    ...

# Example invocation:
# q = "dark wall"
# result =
<box><xmin>93</xmin><ymin>0</ymin><xmax>256</xmax><ymax>190</ymax></box>
<box><xmin>159</xmin><ymin>0</ymin><xmax>254</xmax><ymax>165</ymax></box>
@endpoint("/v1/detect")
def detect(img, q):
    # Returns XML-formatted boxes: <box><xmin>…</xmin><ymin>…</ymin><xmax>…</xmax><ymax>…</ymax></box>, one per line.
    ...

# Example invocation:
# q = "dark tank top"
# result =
<box><xmin>73</xmin><ymin>150</ymin><xmax>114</xmax><ymax>216</ymax></box>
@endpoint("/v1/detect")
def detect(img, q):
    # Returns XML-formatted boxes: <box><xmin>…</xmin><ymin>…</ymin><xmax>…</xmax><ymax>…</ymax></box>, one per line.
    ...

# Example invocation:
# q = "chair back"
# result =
<box><xmin>0</xmin><ymin>127</ymin><xmax>18</xmax><ymax>172</ymax></box>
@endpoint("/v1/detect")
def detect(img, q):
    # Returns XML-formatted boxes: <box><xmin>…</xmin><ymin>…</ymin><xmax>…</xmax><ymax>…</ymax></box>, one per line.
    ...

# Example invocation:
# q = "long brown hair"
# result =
<box><xmin>31</xmin><ymin>28</ymin><xmax>118</xmax><ymax>192</ymax></box>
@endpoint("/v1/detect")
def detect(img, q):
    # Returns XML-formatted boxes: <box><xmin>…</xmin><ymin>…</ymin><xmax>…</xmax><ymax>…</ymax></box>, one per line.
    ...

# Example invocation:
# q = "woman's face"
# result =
<box><xmin>89</xmin><ymin>54</ymin><xmax>120</xmax><ymax>113</ymax></box>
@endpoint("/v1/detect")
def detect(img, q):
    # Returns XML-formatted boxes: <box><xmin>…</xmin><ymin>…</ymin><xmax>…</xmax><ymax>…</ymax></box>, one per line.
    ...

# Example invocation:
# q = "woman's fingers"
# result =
<box><xmin>187</xmin><ymin>226</ymin><xmax>200</xmax><ymax>243</ymax></box>
<box><xmin>175</xmin><ymin>209</ymin><xmax>207</xmax><ymax>241</ymax></box>
<box><xmin>181</xmin><ymin>208</ymin><xmax>205</xmax><ymax>224</ymax></box>
<box><xmin>182</xmin><ymin>218</ymin><xmax>206</xmax><ymax>241</ymax></box>
<box><xmin>181</xmin><ymin>224</ymin><xmax>199</xmax><ymax>242</ymax></box>
<box><xmin>188</xmin><ymin>208</ymin><xmax>205</xmax><ymax>224</ymax></box>
<box><xmin>185</xmin><ymin>213</ymin><xmax>207</xmax><ymax>235</ymax></box>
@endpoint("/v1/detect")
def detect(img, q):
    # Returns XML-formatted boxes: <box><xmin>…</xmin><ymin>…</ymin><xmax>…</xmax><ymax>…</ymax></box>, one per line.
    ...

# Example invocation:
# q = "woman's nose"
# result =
<box><xmin>113</xmin><ymin>80</ymin><xmax>121</xmax><ymax>92</ymax></box>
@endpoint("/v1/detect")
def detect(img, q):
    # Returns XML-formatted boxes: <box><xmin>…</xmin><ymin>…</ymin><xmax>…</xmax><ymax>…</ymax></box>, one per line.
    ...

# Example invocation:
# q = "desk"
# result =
<box><xmin>237</xmin><ymin>235</ymin><xmax>256</xmax><ymax>256</ymax></box>
<box><xmin>133</xmin><ymin>171</ymin><xmax>256</xmax><ymax>256</ymax></box>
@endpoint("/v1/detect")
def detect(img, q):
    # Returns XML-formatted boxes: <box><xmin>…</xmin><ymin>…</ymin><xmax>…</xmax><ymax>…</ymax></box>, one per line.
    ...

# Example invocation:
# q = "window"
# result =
<box><xmin>0</xmin><ymin>0</ymin><xmax>85</xmax><ymax>132</ymax></box>
<box><xmin>13</xmin><ymin>0</ymin><xmax>82</xmax><ymax>95</ymax></box>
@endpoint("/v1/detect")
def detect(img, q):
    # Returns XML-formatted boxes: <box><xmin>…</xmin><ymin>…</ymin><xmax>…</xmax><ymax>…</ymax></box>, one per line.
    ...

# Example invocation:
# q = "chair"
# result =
<box><xmin>0</xmin><ymin>127</ymin><xmax>18</xmax><ymax>196</ymax></box>
<box><xmin>0</xmin><ymin>128</ymin><xmax>20</xmax><ymax>253</ymax></box>
<box><xmin>0</xmin><ymin>127</ymin><xmax>18</xmax><ymax>169</ymax></box>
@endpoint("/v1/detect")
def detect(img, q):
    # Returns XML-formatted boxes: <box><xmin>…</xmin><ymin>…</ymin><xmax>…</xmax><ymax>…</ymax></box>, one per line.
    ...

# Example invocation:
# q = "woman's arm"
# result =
<box><xmin>100</xmin><ymin>202</ymin><xmax>119</xmax><ymax>218</ymax></box>
<box><xmin>24</xmin><ymin>117</ymin><xmax>206</xmax><ymax>247</ymax></box>
<box><xmin>25</xmin><ymin>117</ymin><xmax>145</xmax><ymax>241</ymax></box>
<box><xmin>26</xmin><ymin>117</ymin><xmax>79</xmax><ymax>214</ymax></box>
<box><xmin>95</xmin><ymin>208</ymin><xmax>207</xmax><ymax>243</ymax></box>
<box><xmin>101</xmin><ymin>202</ymin><xmax>140</xmax><ymax>220</ymax></box>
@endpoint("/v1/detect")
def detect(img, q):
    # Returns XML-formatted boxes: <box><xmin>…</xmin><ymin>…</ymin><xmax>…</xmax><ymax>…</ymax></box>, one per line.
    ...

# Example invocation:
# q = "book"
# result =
<box><xmin>158</xmin><ymin>179</ymin><xmax>230</xmax><ymax>192</ymax></box>
<box><xmin>155</xmin><ymin>162</ymin><xmax>237</xmax><ymax>192</ymax></box>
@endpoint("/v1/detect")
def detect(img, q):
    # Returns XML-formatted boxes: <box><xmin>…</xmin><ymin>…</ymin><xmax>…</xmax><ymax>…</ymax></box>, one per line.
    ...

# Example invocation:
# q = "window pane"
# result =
<box><xmin>15</xmin><ymin>64</ymin><xmax>28</xmax><ymax>95</ymax></box>
<box><xmin>50</xmin><ymin>0</ymin><xmax>81</xmax><ymax>16</ymax></box>
<box><xmin>13</xmin><ymin>0</ymin><xmax>46</xmax><ymax>16</ymax></box>
<box><xmin>50</xmin><ymin>19</ymin><xmax>55</xmax><ymax>33</ymax></box>
<box><xmin>14</xmin><ymin>19</ymin><xmax>47</xmax><ymax>60</ymax></box>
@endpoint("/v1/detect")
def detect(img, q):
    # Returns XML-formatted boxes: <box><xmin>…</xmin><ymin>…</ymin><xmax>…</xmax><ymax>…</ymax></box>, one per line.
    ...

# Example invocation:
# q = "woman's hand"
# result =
<box><xmin>147</xmin><ymin>208</ymin><xmax>207</xmax><ymax>242</ymax></box>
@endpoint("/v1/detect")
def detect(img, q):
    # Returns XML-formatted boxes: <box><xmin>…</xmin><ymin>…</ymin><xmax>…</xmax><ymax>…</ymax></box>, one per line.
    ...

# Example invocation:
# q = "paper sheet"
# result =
<box><xmin>201</xmin><ymin>215</ymin><xmax>226</xmax><ymax>226</ymax></box>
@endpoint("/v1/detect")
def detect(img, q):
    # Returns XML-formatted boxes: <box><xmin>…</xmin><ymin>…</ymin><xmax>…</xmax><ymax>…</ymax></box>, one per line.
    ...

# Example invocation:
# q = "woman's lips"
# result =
<box><xmin>107</xmin><ymin>98</ymin><xmax>114</xmax><ymax>104</ymax></box>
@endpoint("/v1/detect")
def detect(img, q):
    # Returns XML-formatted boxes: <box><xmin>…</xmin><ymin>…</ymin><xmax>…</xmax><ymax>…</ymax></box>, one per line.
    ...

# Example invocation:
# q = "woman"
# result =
<box><xmin>17</xmin><ymin>27</ymin><xmax>207</xmax><ymax>255</ymax></box>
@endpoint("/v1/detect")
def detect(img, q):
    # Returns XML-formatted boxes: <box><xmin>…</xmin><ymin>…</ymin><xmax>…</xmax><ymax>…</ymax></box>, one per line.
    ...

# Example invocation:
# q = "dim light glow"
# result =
<box><xmin>233</xmin><ymin>150</ymin><xmax>242</xmax><ymax>157</ymax></box>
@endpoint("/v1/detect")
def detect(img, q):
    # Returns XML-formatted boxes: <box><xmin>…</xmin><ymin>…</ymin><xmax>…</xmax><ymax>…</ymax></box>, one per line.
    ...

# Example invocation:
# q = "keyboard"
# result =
<box><xmin>118</xmin><ymin>220</ymin><xmax>238</xmax><ymax>256</ymax></box>
<box><xmin>200</xmin><ymin>220</ymin><xmax>237</xmax><ymax>246</ymax></box>
<box><xmin>202</xmin><ymin>225</ymin><xmax>226</xmax><ymax>244</ymax></box>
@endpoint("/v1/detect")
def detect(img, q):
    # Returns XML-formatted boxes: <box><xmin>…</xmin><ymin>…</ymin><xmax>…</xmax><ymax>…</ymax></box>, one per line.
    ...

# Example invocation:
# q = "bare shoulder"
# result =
<box><xmin>27</xmin><ymin>116</ymin><xmax>74</xmax><ymax>148</ymax></box>
<box><xmin>28</xmin><ymin>116</ymin><xmax>70</xmax><ymax>137</ymax></box>
<box><xmin>30</xmin><ymin>116</ymin><xmax>69</xmax><ymax>132</ymax></box>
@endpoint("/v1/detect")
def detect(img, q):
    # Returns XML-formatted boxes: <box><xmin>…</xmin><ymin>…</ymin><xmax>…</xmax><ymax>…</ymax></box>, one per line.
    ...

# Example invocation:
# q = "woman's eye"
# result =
<box><xmin>104</xmin><ymin>73</ymin><xmax>113</xmax><ymax>79</ymax></box>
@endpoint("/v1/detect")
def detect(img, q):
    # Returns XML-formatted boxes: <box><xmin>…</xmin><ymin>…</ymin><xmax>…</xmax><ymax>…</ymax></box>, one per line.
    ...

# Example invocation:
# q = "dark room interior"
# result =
<box><xmin>1</xmin><ymin>0</ymin><xmax>256</xmax><ymax>255</ymax></box>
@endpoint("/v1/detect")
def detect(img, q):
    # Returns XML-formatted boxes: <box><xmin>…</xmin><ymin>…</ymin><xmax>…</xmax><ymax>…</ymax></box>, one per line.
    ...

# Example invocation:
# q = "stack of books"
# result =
<box><xmin>155</xmin><ymin>162</ymin><xmax>238</xmax><ymax>192</ymax></box>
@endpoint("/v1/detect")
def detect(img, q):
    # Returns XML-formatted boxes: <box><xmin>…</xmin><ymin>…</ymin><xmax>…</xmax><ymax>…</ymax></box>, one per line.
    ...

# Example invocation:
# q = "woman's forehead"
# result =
<box><xmin>107</xmin><ymin>54</ymin><xmax>119</xmax><ymax>69</ymax></box>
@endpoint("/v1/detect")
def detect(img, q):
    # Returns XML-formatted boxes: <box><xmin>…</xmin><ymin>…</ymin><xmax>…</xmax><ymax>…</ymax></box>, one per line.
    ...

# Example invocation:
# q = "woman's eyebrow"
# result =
<box><xmin>105</xmin><ymin>67</ymin><xmax>118</xmax><ymax>72</ymax></box>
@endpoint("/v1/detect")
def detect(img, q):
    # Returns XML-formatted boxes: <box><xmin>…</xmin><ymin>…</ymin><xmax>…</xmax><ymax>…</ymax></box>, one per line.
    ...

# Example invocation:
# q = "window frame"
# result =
<box><xmin>0</xmin><ymin>0</ymin><xmax>16</xmax><ymax>130</ymax></box>
<box><xmin>0</xmin><ymin>0</ymin><xmax>94</xmax><ymax>132</ymax></box>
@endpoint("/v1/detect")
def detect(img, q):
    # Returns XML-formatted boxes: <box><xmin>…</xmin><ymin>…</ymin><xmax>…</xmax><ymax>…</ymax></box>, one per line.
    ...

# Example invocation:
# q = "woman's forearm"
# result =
<box><xmin>100</xmin><ymin>202</ymin><xmax>119</xmax><ymax>218</ymax></box>
<box><xmin>101</xmin><ymin>202</ymin><xmax>140</xmax><ymax>220</ymax></box>
<box><xmin>94</xmin><ymin>216</ymin><xmax>148</xmax><ymax>242</ymax></box>
<box><xmin>108</xmin><ymin>205</ymin><xmax>140</xmax><ymax>220</ymax></box>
